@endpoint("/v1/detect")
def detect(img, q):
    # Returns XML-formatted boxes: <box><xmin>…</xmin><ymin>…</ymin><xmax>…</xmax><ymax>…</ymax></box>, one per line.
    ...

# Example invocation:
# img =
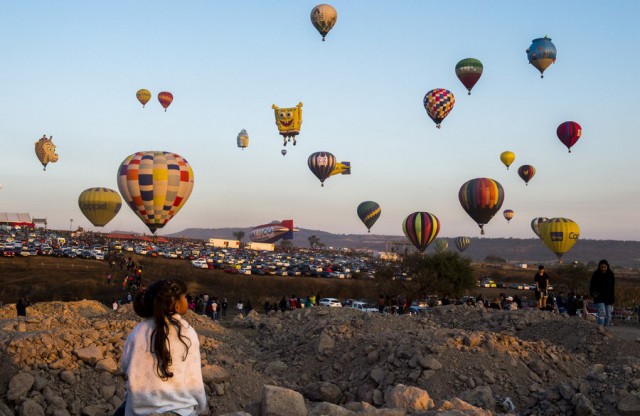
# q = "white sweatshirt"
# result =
<box><xmin>121</xmin><ymin>314</ymin><xmax>207</xmax><ymax>416</ymax></box>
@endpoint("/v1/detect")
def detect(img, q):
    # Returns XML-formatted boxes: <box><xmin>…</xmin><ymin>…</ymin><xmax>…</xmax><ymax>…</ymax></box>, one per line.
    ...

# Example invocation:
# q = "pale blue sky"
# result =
<box><xmin>1</xmin><ymin>1</ymin><xmax>638</xmax><ymax>240</ymax></box>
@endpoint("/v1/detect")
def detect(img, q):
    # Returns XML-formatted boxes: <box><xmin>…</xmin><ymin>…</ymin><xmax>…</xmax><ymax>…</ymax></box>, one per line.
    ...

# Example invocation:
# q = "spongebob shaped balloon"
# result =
<box><xmin>272</xmin><ymin>102</ymin><xmax>303</xmax><ymax>146</ymax></box>
<box><xmin>34</xmin><ymin>135</ymin><xmax>59</xmax><ymax>170</ymax></box>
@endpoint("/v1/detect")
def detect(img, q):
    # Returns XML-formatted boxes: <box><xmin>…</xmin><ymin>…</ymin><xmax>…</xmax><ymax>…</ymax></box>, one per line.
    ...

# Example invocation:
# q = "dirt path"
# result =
<box><xmin>608</xmin><ymin>323</ymin><xmax>640</xmax><ymax>342</ymax></box>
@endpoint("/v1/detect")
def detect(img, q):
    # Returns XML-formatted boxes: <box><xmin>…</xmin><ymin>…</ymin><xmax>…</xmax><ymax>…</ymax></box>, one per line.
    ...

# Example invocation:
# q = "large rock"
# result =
<box><xmin>19</xmin><ymin>399</ymin><xmax>44</xmax><ymax>416</ymax></box>
<box><xmin>261</xmin><ymin>385</ymin><xmax>307</xmax><ymax>416</ymax></box>
<box><xmin>434</xmin><ymin>398</ymin><xmax>493</xmax><ymax>415</ymax></box>
<box><xmin>72</xmin><ymin>345</ymin><xmax>104</xmax><ymax>366</ymax></box>
<box><xmin>460</xmin><ymin>386</ymin><xmax>495</xmax><ymax>411</ymax></box>
<box><xmin>384</xmin><ymin>384</ymin><xmax>433</xmax><ymax>411</ymax></box>
<box><xmin>202</xmin><ymin>364</ymin><xmax>229</xmax><ymax>384</ymax></box>
<box><xmin>7</xmin><ymin>372</ymin><xmax>35</xmax><ymax>401</ymax></box>
<box><xmin>308</xmin><ymin>402</ymin><xmax>355</xmax><ymax>416</ymax></box>
<box><xmin>618</xmin><ymin>395</ymin><xmax>640</xmax><ymax>416</ymax></box>
<box><xmin>303</xmin><ymin>381</ymin><xmax>343</xmax><ymax>404</ymax></box>
<box><xmin>95</xmin><ymin>357</ymin><xmax>118</xmax><ymax>373</ymax></box>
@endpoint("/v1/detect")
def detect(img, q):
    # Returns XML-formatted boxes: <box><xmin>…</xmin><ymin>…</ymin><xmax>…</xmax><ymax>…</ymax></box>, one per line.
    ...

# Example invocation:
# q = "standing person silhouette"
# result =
<box><xmin>590</xmin><ymin>260</ymin><xmax>616</xmax><ymax>326</ymax></box>
<box><xmin>534</xmin><ymin>265</ymin><xmax>550</xmax><ymax>310</ymax></box>
<box><xmin>116</xmin><ymin>279</ymin><xmax>206</xmax><ymax>416</ymax></box>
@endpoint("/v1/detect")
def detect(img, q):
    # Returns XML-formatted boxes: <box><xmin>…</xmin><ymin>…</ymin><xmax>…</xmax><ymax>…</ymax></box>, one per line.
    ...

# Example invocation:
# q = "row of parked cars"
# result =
<box><xmin>479</xmin><ymin>279</ymin><xmax>553</xmax><ymax>291</ymax></box>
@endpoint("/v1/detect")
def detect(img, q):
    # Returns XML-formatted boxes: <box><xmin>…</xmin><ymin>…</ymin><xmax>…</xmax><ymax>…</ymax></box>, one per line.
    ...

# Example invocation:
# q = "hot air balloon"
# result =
<box><xmin>310</xmin><ymin>4</ymin><xmax>337</xmax><ymax>41</ymax></box>
<box><xmin>78</xmin><ymin>188</ymin><xmax>122</xmax><ymax>227</ymax></box>
<box><xmin>454</xmin><ymin>236</ymin><xmax>471</xmax><ymax>253</ymax></box>
<box><xmin>557</xmin><ymin>121</ymin><xmax>582</xmax><ymax>153</ymax></box>
<box><xmin>503</xmin><ymin>209</ymin><xmax>515</xmax><ymax>223</ymax></box>
<box><xmin>281</xmin><ymin>149</ymin><xmax>287</xmax><ymax>157</ymax></box>
<box><xmin>117</xmin><ymin>151</ymin><xmax>194</xmax><ymax>233</ymax></box>
<box><xmin>517</xmin><ymin>165</ymin><xmax>536</xmax><ymax>185</ymax></box>
<box><xmin>237</xmin><ymin>129</ymin><xmax>249</xmax><ymax>150</ymax></box>
<box><xmin>273</xmin><ymin>102</ymin><xmax>303</xmax><ymax>146</ymax></box>
<box><xmin>455</xmin><ymin>58</ymin><xmax>483</xmax><ymax>95</ymax></box>
<box><xmin>531</xmin><ymin>217</ymin><xmax>548</xmax><ymax>239</ymax></box>
<box><xmin>136</xmin><ymin>89</ymin><xmax>151</xmax><ymax>108</ymax></box>
<box><xmin>423</xmin><ymin>89</ymin><xmax>455</xmax><ymax>128</ymax></box>
<box><xmin>158</xmin><ymin>91</ymin><xmax>173</xmax><ymax>111</ymax></box>
<box><xmin>308</xmin><ymin>151</ymin><xmax>336</xmax><ymax>187</ymax></box>
<box><xmin>458</xmin><ymin>178</ymin><xmax>505</xmax><ymax>235</ymax></box>
<box><xmin>434</xmin><ymin>238</ymin><xmax>449</xmax><ymax>253</ymax></box>
<box><xmin>500</xmin><ymin>151</ymin><xmax>515</xmax><ymax>170</ymax></box>
<box><xmin>538</xmin><ymin>217</ymin><xmax>580</xmax><ymax>263</ymax></box>
<box><xmin>402</xmin><ymin>212</ymin><xmax>440</xmax><ymax>253</ymax></box>
<box><xmin>526</xmin><ymin>36</ymin><xmax>557</xmax><ymax>78</ymax></box>
<box><xmin>34</xmin><ymin>135</ymin><xmax>59</xmax><ymax>171</ymax></box>
<box><xmin>357</xmin><ymin>201</ymin><xmax>381</xmax><ymax>233</ymax></box>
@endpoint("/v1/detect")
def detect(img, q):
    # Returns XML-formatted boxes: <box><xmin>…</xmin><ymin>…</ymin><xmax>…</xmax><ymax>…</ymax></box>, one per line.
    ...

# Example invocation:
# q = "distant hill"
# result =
<box><xmin>167</xmin><ymin>227</ymin><xmax>640</xmax><ymax>269</ymax></box>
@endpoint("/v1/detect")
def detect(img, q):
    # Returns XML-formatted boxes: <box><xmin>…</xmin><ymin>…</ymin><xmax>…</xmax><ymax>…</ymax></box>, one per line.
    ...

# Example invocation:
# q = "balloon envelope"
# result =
<box><xmin>557</xmin><ymin>121</ymin><xmax>582</xmax><ymax>153</ymax></box>
<box><xmin>500</xmin><ymin>151</ymin><xmax>515</xmax><ymax>170</ymax></box>
<box><xmin>357</xmin><ymin>201</ymin><xmax>381</xmax><ymax>233</ymax></box>
<box><xmin>117</xmin><ymin>151</ymin><xmax>194</xmax><ymax>233</ymax></box>
<box><xmin>526</xmin><ymin>36</ymin><xmax>557</xmax><ymax>78</ymax></box>
<box><xmin>454</xmin><ymin>236</ymin><xmax>471</xmax><ymax>253</ymax></box>
<box><xmin>237</xmin><ymin>129</ymin><xmax>249</xmax><ymax>149</ymax></box>
<box><xmin>403</xmin><ymin>212</ymin><xmax>440</xmax><ymax>253</ymax></box>
<box><xmin>531</xmin><ymin>217</ymin><xmax>548</xmax><ymax>239</ymax></box>
<box><xmin>78</xmin><ymin>188</ymin><xmax>122</xmax><ymax>227</ymax></box>
<box><xmin>455</xmin><ymin>58</ymin><xmax>483</xmax><ymax>94</ymax></box>
<box><xmin>503</xmin><ymin>209</ymin><xmax>515</xmax><ymax>223</ymax></box>
<box><xmin>517</xmin><ymin>165</ymin><xmax>536</xmax><ymax>185</ymax></box>
<box><xmin>34</xmin><ymin>135</ymin><xmax>59</xmax><ymax>170</ymax></box>
<box><xmin>434</xmin><ymin>238</ymin><xmax>448</xmax><ymax>253</ymax></box>
<box><xmin>158</xmin><ymin>92</ymin><xmax>174</xmax><ymax>111</ymax></box>
<box><xmin>310</xmin><ymin>4</ymin><xmax>337</xmax><ymax>41</ymax></box>
<box><xmin>423</xmin><ymin>89</ymin><xmax>455</xmax><ymax>128</ymax></box>
<box><xmin>308</xmin><ymin>151</ymin><xmax>336</xmax><ymax>186</ymax></box>
<box><xmin>136</xmin><ymin>89</ymin><xmax>151</xmax><ymax>107</ymax></box>
<box><xmin>458</xmin><ymin>178</ymin><xmax>504</xmax><ymax>235</ymax></box>
<box><xmin>538</xmin><ymin>217</ymin><xmax>580</xmax><ymax>263</ymax></box>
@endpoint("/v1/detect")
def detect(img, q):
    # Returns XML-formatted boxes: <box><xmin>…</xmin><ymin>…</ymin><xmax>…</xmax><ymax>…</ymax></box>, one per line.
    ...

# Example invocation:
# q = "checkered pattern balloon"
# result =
<box><xmin>423</xmin><ymin>88</ymin><xmax>455</xmax><ymax>128</ymax></box>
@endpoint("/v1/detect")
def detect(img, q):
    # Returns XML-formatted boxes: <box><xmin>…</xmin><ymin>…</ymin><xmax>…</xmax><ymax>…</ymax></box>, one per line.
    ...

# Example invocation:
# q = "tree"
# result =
<box><xmin>308</xmin><ymin>235</ymin><xmax>321</xmax><ymax>249</ymax></box>
<box><xmin>232</xmin><ymin>231</ymin><xmax>245</xmax><ymax>243</ymax></box>
<box><xmin>280</xmin><ymin>240</ymin><xmax>293</xmax><ymax>251</ymax></box>
<box><xmin>402</xmin><ymin>251</ymin><xmax>475</xmax><ymax>299</ymax></box>
<box><xmin>484</xmin><ymin>254</ymin><xmax>507</xmax><ymax>263</ymax></box>
<box><xmin>552</xmin><ymin>262</ymin><xmax>591</xmax><ymax>294</ymax></box>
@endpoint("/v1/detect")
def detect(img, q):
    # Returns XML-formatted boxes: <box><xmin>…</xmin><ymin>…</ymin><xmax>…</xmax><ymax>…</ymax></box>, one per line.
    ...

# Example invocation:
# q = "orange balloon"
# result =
<box><xmin>158</xmin><ymin>91</ymin><xmax>173</xmax><ymax>111</ymax></box>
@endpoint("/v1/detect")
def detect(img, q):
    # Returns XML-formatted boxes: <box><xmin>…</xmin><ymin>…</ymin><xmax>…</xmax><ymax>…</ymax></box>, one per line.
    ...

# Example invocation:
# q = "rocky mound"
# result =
<box><xmin>1</xmin><ymin>301</ymin><xmax>640</xmax><ymax>416</ymax></box>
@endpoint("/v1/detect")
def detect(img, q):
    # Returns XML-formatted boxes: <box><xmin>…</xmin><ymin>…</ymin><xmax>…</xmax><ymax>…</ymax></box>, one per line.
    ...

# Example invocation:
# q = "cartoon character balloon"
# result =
<box><xmin>557</xmin><ymin>121</ymin><xmax>582</xmax><ymax>153</ymax></box>
<box><xmin>307</xmin><ymin>151</ymin><xmax>336</xmax><ymax>187</ymax></box>
<box><xmin>531</xmin><ymin>217</ymin><xmax>548</xmax><ymax>239</ymax></box>
<box><xmin>237</xmin><ymin>129</ymin><xmax>249</xmax><ymax>150</ymax></box>
<box><xmin>503</xmin><ymin>209</ymin><xmax>515</xmax><ymax>223</ymax></box>
<box><xmin>158</xmin><ymin>91</ymin><xmax>174</xmax><ymax>111</ymax></box>
<box><xmin>423</xmin><ymin>89</ymin><xmax>455</xmax><ymax>128</ymax></box>
<box><xmin>273</xmin><ymin>102</ymin><xmax>303</xmax><ymax>146</ymax></box>
<box><xmin>34</xmin><ymin>135</ymin><xmax>59</xmax><ymax>171</ymax></box>
<box><xmin>455</xmin><ymin>58</ymin><xmax>483</xmax><ymax>95</ymax></box>
<box><xmin>402</xmin><ymin>212</ymin><xmax>440</xmax><ymax>253</ymax></box>
<box><xmin>538</xmin><ymin>217</ymin><xmax>580</xmax><ymax>263</ymax></box>
<box><xmin>458</xmin><ymin>178</ymin><xmax>505</xmax><ymax>235</ymax></box>
<box><xmin>136</xmin><ymin>89</ymin><xmax>151</xmax><ymax>108</ymax></box>
<box><xmin>526</xmin><ymin>36</ymin><xmax>557</xmax><ymax>78</ymax></box>
<box><xmin>310</xmin><ymin>4</ymin><xmax>337</xmax><ymax>41</ymax></box>
<box><xmin>78</xmin><ymin>188</ymin><xmax>122</xmax><ymax>227</ymax></box>
<box><xmin>117</xmin><ymin>151</ymin><xmax>194</xmax><ymax>233</ymax></box>
<box><xmin>500</xmin><ymin>151</ymin><xmax>515</xmax><ymax>170</ymax></box>
<box><xmin>517</xmin><ymin>165</ymin><xmax>536</xmax><ymax>185</ymax></box>
<box><xmin>357</xmin><ymin>201</ymin><xmax>381</xmax><ymax>233</ymax></box>
<box><xmin>454</xmin><ymin>236</ymin><xmax>471</xmax><ymax>253</ymax></box>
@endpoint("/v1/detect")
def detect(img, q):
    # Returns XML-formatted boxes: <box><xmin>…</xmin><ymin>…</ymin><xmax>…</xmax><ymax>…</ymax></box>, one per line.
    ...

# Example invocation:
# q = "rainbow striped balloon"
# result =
<box><xmin>402</xmin><ymin>212</ymin><xmax>440</xmax><ymax>253</ymax></box>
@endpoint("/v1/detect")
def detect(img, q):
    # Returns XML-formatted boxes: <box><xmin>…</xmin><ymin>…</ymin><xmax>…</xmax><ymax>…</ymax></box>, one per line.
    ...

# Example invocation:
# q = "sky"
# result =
<box><xmin>1</xmin><ymin>1</ymin><xmax>639</xmax><ymax>241</ymax></box>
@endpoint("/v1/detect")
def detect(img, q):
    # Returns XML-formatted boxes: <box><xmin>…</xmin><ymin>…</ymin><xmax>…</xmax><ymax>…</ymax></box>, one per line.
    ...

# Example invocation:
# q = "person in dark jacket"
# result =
<box><xmin>16</xmin><ymin>298</ymin><xmax>27</xmax><ymax>317</ymax></box>
<box><xmin>589</xmin><ymin>259</ymin><xmax>615</xmax><ymax>326</ymax></box>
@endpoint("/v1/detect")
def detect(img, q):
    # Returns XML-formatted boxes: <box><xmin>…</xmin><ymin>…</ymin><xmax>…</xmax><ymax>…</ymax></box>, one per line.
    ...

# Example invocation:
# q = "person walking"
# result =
<box><xmin>534</xmin><ymin>265</ymin><xmax>550</xmax><ymax>309</ymax></box>
<box><xmin>116</xmin><ymin>279</ymin><xmax>207</xmax><ymax>416</ymax></box>
<box><xmin>16</xmin><ymin>298</ymin><xmax>27</xmax><ymax>317</ymax></box>
<box><xmin>590</xmin><ymin>259</ymin><xmax>615</xmax><ymax>326</ymax></box>
<box><xmin>221</xmin><ymin>298</ymin><xmax>228</xmax><ymax>317</ymax></box>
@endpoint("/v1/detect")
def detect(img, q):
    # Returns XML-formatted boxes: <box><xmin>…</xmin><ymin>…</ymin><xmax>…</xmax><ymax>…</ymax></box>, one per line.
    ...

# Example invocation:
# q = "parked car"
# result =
<box><xmin>191</xmin><ymin>259</ymin><xmax>208</xmax><ymax>269</ymax></box>
<box><xmin>318</xmin><ymin>298</ymin><xmax>342</xmax><ymax>307</ymax></box>
<box><xmin>351</xmin><ymin>301</ymin><xmax>378</xmax><ymax>313</ymax></box>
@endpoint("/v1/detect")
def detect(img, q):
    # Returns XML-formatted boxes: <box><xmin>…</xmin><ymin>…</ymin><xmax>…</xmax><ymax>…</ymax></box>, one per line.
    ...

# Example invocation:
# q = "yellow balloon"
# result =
<box><xmin>539</xmin><ymin>217</ymin><xmax>580</xmax><ymax>263</ymax></box>
<box><xmin>329</xmin><ymin>161</ymin><xmax>351</xmax><ymax>177</ymax></box>
<box><xmin>78</xmin><ymin>188</ymin><xmax>122</xmax><ymax>227</ymax></box>
<box><xmin>136</xmin><ymin>89</ymin><xmax>151</xmax><ymax>107</ymax></box>
<box><xmin>500</xmin><ymin>151</ymin><xmax>515</xmax><ymax>170</ymax></box>
<box><xmin>272</xmin><ymin>102</ymin><xmax>303</xmax><ymax>146</ymax></box>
